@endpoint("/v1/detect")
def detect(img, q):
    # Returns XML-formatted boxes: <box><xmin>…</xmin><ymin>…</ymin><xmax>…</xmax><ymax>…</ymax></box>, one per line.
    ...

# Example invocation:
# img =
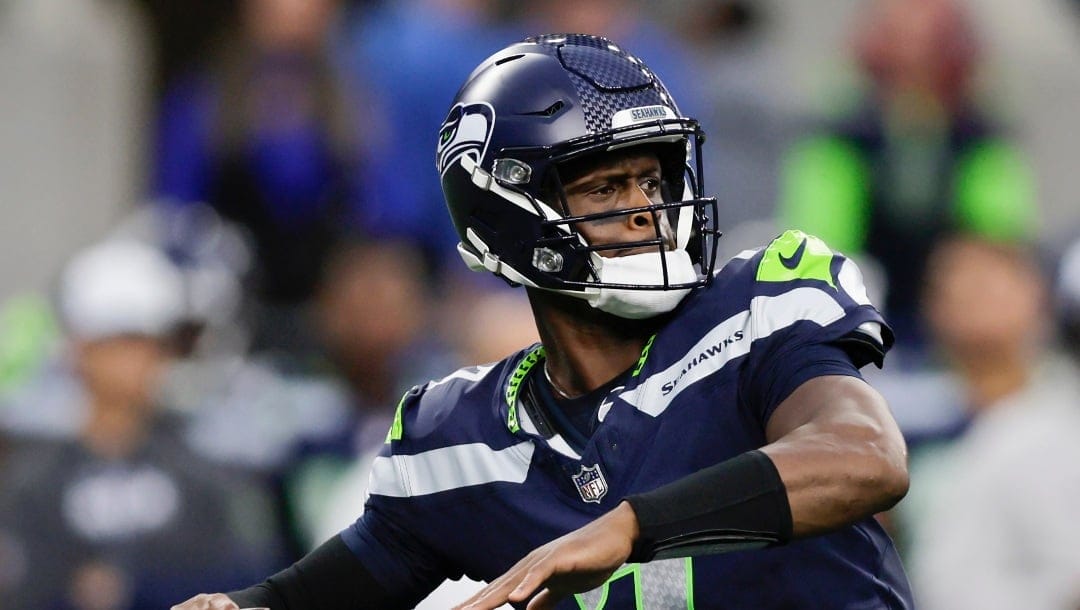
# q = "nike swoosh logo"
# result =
<box><xmin>779</xmin><ymin>238</ymin><xmax>807</xmax><ymax>270</ymax></box>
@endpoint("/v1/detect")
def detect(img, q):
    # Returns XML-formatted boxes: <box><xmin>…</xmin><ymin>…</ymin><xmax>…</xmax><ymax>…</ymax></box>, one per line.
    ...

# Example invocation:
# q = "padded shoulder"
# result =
<box><xmin>756</xmin><ymin>229</ymin><xmax>836</xmax><ymax>288</ymax></box>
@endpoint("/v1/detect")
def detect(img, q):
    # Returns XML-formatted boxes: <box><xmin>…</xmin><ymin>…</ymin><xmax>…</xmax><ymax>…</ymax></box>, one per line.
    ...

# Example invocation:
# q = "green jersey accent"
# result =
<box><xmin>684</xmin><ymin>557</ymin><xmax>695</xmax><ymax>610</ymax></box>
<box><xmin>757</xmin><ymin>229</ymin><xmax>836</xmax><ymax>288</ymax></box>
<box><xmin>632</xmin><ymin>334</ymin><xmax>657</xmax><ymax>377</ymax></box>
<box><xmin>506</xmin><ymin>345</ymin><xmax>545</xmax><ymax>433</ymax></box>
<box><xmin>385</xmin><ymin>390</ymin><xmax>411</xmax><ymax>443</ymax></box>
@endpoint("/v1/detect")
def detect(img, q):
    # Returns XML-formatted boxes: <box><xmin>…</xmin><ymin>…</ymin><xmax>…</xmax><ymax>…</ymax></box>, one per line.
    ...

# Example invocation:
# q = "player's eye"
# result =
<box><xmin>640</xmin><ymin>178</ymin><xmax>660</xmax><ymax>193</ymax></box>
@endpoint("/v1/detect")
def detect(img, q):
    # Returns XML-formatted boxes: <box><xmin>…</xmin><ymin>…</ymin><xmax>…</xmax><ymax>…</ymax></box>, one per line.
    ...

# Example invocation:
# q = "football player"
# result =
<box><xmin>174</xmin><ymin>34</ymin><xmax>912</xmax><ymax>610</ymax></box>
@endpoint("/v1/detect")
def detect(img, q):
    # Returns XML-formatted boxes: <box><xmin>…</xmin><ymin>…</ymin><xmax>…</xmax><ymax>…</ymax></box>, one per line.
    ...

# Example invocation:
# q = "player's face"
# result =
<box><xmin>560</xmin><ymin>152</ymin><xmax>676</xmax><ymax>257</ymax></box>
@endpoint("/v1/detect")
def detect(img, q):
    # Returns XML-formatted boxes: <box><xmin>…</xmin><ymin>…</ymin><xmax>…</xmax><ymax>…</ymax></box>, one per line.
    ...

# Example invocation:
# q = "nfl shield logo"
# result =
<box><xmin>572</xmin><ymin>464</ymin><xmax>608</xmax><ymax>504</ymax></box>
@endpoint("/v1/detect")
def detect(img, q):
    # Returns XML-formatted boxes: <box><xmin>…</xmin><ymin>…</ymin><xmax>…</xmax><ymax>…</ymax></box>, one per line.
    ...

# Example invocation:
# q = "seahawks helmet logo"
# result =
<box><xmin>437</xmin><ymin>102</ymin><xmax>495</xmax><ymax>177</ymax></box>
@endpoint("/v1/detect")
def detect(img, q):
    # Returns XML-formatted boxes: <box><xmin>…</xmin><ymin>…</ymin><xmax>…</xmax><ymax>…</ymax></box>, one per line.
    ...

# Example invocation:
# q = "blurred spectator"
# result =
<box><xmin>779</xmin><ymin>0</ymin><xmax>1037</xmax><ymax>351</ymax></box>
<box><xmin>152</xmin><ymin>0</ymin><xmax>373</xmax><ymax>352</ymax></box>
<box><xmin>0</xmin><ymin>203</ymin><xmax>252</xmax><ymax>441</ymax></box>
<box><xmin>888</xmin><ymin>235</ymin><xmax>1045</xmax><ymax>556</ymax></box>
<box><xmin>0</xmin><ymin>240</ymin><xmax>286</xmax><ymax>609</ymax></box>
<box><xmin>905</xmin><ymin>235</ymin><xmax>1080</xmax><ymax>609</ymax></box>
<box><xmin>907</xmin><ymin>232</ymin><xmax>1080</xmax><ymax>604</ymax></box>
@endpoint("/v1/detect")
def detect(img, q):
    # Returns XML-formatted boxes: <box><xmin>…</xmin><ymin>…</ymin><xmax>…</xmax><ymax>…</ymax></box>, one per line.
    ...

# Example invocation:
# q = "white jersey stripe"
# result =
<box><xmin>751</xmin><ymin>287</ymin><xmax>845</xmax><ymax>338</ymax></box>
<box><xmin>369</xmin><ymin>441</ymin><xmax>534</xmax><ymax>498</ymax></box>
<box><xmin>621</xmin><ymin>288</ymin><xmax>844</xmax><ymax>416</ymax></box>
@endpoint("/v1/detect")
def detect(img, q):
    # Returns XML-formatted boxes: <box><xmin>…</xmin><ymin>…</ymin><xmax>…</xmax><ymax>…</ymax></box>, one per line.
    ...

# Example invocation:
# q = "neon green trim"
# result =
<box><xmin>506</xmin><ymin>345</ymin><xmax>545</xmax><ymax>433</ymax></box>
<box><xmin>684</xmin><ymin>557</ymin><xmax>695</xmax><ymax>610</ymax></box>
<box><xmin>385</xmin><ymin>390</ymin><xmax>410</xmax><ymax>443</ymax></box>
<box><xmin>779</xmin><ymin>136</ymin><xmax>869</xmax><ymax>254</ymax></box>
<box><xmin>953</xmin><ymin>140</ymin><xmax>1037</xmax><ymax>241</ymax></box>
<box><xmin>757</xmin><ymin>229</ymin><xmax>836</xmax><ymax>288</ymax></box>
<box><xmin>632</xmin><ymin>564</ymin><xmax>644</xmax><ymax>609</ymax></box>
<box><xmin>631</xmin><ymin>334</ymin><xmax>656</xmax><ymax>377</ymax></box>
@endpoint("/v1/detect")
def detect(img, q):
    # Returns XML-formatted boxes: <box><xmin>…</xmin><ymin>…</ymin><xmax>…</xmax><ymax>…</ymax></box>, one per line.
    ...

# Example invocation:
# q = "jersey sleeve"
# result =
<box><xmin>331</xmin><ymin>386</ymin><xmax>450</xmax><ymax>606</ymax></box>
<box><xmin>338</xmin><ymin>372</ymin><xmax>491</xmax><ymax>605</ymax></box>
<box><xmin>739</xmin><ymin>229</ymin><xmax>893</xmax><ymax>424</ymax></box>
<box><xmin>338</xmin><ymin>503</ymin><xmax>448</xmax><ymax>607</ymax></box>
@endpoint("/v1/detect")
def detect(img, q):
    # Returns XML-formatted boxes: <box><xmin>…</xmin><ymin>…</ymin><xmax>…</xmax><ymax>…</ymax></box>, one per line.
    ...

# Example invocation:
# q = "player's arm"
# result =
<box><xmin>757</xmin><ymin>374</ymin><xmax>908</xmax><ymax>536</ymax></box>
<box><xmin>170</xmin><ymin>534</ymin><xmax>399</xmax><ymax>610</ymax></box>
<box><xmin>604</xmin><ymin>374</ymin><xmax>907</xmax><ymax>562</ymax></box>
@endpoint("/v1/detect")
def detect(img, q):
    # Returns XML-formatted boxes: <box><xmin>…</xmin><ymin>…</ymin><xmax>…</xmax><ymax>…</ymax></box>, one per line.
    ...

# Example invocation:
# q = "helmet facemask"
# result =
<box><xmin>467</xmin><ymin>121</ymin><xmax>720</xmax><ymax>293</ymax></box>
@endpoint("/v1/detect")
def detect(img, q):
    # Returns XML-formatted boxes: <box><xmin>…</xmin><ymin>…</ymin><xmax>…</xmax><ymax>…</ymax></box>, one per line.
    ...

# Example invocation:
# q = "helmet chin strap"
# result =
<box><xmin>583</xmin><ymin>249</ymin><xmax>698</xmax><ymax>319</ymax></box>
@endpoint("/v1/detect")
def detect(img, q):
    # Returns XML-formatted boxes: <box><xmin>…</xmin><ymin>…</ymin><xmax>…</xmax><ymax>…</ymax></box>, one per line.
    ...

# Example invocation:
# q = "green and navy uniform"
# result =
<box><xmin>341</xmin><ymin>230</ymin><xmax>913</xmax><ymax>609</ymax></box>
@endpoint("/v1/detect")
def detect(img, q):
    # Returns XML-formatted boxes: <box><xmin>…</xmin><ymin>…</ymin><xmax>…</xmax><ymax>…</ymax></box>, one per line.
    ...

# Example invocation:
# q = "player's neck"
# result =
<box><xmin>527</xmin><ymin>288</ymin><xmax>664</xmax><ymax>399</ymax></box>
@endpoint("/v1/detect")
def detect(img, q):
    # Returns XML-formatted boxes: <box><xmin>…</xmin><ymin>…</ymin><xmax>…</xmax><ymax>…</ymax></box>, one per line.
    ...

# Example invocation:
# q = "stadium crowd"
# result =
<box><xmin>1</xmin><ymin>0</ymin><xmax>1079</xmax><ymax>608</ymax></box>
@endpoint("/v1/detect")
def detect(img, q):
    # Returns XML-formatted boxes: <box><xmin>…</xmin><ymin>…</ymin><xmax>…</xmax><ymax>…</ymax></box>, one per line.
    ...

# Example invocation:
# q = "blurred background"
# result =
<box><xmin>0</xmin><ymin>0</ymin><xmax>1078</xmax><ymax>608</ymax></box>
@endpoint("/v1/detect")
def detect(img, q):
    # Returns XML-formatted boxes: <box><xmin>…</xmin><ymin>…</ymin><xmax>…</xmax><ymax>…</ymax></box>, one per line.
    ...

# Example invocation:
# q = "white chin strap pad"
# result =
<box><xmin>585</xmin><ymin>249</ymin><xmax>698</xmax><ymax>319</ymax></box>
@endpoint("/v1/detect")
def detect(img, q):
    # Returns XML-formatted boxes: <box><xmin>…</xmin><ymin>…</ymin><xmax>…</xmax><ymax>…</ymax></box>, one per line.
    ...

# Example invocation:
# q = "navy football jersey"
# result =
<box><xmin>341</xmin><ymin>230</ymin><xmax>914</xmax><ymax>609</ymax></box>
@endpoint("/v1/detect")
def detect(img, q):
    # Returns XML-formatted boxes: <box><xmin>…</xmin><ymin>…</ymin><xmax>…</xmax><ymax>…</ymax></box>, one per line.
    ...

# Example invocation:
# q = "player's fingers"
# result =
<box><xmin>456</xmin><ymin>555</ymin><xmax>553</xmax><ymax>609</ymax></box>
<box><xmin>507</xmin><ymin>562</ymin><xmax>554</xmax><ymax>603</ymax></box>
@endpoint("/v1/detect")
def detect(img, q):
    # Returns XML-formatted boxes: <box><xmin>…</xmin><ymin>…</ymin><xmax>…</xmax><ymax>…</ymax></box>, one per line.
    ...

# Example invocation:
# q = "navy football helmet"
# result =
<box><xmin>437</xmin><ymin>34</ymin><xmax>720</xmax><ymax>304</ymax></box>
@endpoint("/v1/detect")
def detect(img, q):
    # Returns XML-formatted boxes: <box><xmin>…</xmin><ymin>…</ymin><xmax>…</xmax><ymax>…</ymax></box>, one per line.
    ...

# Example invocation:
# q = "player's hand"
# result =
<box><xmin>454</xmin><ymin>501</ymin><xmax>639</xmax><ymax>610</ymax></box>
<box><xmin>169</xmin><ymin>593</ymin><xmax>241</xmax><ymax>610</ymax></box>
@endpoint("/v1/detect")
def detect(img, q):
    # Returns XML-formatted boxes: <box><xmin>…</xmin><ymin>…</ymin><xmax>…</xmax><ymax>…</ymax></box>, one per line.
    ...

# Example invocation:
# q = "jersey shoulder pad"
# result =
<box><xmin>756</xmin><ymin>229</ymin><xmax>837</xmax><ymax>288</ymax></box>
<box><xmin>752</xmin><ymin>229</ymin><xmax>877</xmax><ymax>306</ymax></box>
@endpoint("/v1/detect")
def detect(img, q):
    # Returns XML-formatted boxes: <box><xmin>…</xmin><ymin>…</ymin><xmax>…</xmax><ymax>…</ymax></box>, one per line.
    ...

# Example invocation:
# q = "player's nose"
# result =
<box><xmin>624</xmin><ymin>184</ymin><xmax>656</xmax><ymax>227</ymax></box>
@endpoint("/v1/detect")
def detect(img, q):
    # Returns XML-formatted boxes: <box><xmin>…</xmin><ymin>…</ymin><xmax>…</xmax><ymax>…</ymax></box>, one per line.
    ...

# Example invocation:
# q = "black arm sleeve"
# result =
<box><xmin>227</xmin><ymin>534</ymin><xmax>397</xmax><ymax>610</ymax></box>
<box><xmin>624</xmin><ymin>450</ymin><xmax>793</xmax><ymax>563</ymax></box>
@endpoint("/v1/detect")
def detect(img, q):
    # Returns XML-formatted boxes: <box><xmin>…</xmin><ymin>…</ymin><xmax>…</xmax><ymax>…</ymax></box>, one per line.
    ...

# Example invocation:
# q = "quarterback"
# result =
<box><xmin>175</xmin><ymin>34</ymin><xmax>912</xmax><ymax>609</ymax></box>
